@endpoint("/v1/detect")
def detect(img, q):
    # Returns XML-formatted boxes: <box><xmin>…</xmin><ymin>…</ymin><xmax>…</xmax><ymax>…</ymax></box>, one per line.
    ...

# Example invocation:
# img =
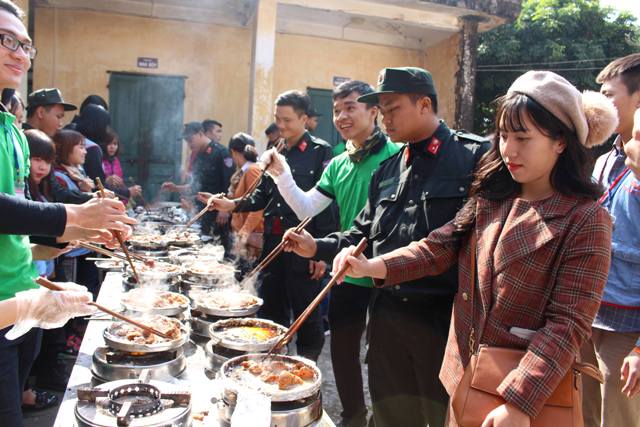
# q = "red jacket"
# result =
<box><xmin>377</xmin><ymin>192</ymin><xmax>612</xmax><ymax>418</ymax></box>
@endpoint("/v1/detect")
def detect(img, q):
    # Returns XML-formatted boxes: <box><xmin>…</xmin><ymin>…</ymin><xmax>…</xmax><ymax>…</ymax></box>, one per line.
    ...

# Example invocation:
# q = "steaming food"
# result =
<box><xmin>194</xmin><ymin>291</ymin><xmax>258</xmax><ymax>310</ymax></box>
<box><xmin>129</xmin><ymin>233</ymin><xmax>168</xmax><ymax>247</ymax></box>
<box><xmin>135</xmin><ymin>261</ymin><xmax>182</xmax><ymax>274</ymax></box>
<box><xmin>109</xmin><ymin>315</ymin><xmax>182</xmax><ymax>345</ymax></box>
<box><xmin>236</xmin><ymin>359</ymin><xmax>317</xmax><ymax>390</ymax></box>
<box><xmin>121</xmin><ymin>289</ymin><xmax>188</xmax><ymax>310</ymax></box>
<box><xmin>185</xmin><ymin>260</ymin><xmax>236</xmax><ymax>276</ymax></box>
<box><xmin>166</xmin><ymin>230</ymin><xmax>200</xmax><ymax>245</ymax></box>
<box><xmin>94</xmin><ymin>260</ymin><xmax>123</xmax><ymax>269</ymax></box>
<box><xmin>218</xmin><ymin>326</ymin><xmax>280</xmax><ymax>343</ymax></box>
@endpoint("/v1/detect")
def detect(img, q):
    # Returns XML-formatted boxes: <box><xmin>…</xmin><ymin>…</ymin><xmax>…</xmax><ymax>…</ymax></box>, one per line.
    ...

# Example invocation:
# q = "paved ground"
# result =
<box><xmin>23</xmin><ymin>334</ymin><xmax>371</xmax><ymax>427</ymax></box>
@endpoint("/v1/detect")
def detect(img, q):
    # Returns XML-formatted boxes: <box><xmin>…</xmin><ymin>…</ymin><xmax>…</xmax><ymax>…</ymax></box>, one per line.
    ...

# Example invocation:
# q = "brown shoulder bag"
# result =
<box><xmin>451</xmin><ymin>232</ymin><xmax>603</xmax><ymax>427</ymax></box>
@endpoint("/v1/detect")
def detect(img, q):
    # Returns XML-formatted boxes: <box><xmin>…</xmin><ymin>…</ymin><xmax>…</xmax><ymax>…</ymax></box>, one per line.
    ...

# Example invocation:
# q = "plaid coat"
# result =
<box><xmin>377</xmin><ymin>192</ymin><xmax>612</xmax><ymax>418</ymax></box>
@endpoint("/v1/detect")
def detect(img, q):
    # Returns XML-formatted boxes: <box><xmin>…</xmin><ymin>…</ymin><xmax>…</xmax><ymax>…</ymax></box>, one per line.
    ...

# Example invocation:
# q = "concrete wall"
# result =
<box><xmin>424</xmin><ymin>34</ymin><xmax>460</xmax><ymax>126</ymax></box>
<box><xmin>31</xmin><ymin>7</ymin><xmax>461</xmax><ymax>145</ymax></box>
<box><xmin>32</xmin><ymin>7</ymin><xmax>253</xmax><ymax>137</ymax></box>
<box><xmin>273</xmin><ymin>32</ymin><xmax>459</xmax><ymax>126</ymax></box>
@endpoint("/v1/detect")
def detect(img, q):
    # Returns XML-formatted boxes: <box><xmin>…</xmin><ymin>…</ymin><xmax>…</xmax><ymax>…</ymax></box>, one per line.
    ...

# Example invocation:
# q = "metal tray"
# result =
<box><xmin>128</xmin><ymin>236</ymin><xmax>169</xmax><ymax>250</ymax></box>
<box><xmin>123</xmin><ymin>276</ymin><xmax>180</xmax><ymax>293</ymax></box>
<box><xmin>220</xmin><ymin>354</ymin><xmax>322</xmax><ymax>403</ymax></box>
<box><xmin>183</xmin><ymin>261</ymin><xmax>237</xmax><ymax>280</ymax></box>
<box><xmin>191</xmin><ymin>291</ymin><xmax>262</xmax><ymax>317</ymax></box>
<box><xmin>165</xmin><ymin>232</ymin><xmax>201</xmax><ymax>247</ymax></box>
<box><xmin>103</xmin><ymin>318</ymin><xmax>189</xmax><ymax>353</ymax></box>
<box><xmin>208</xmin><ymin>318</ymin><xmax>287</xmax><ymax>352</ymax></box>
<box><xmin>94</xmin><ymin>260</ymin><xmax>124</xmax><ymax>271</ymax></box>
<box><xmin>120</xmin><ymin>289</ymin><xmax>190</xmax><ymax>316</ymax></box>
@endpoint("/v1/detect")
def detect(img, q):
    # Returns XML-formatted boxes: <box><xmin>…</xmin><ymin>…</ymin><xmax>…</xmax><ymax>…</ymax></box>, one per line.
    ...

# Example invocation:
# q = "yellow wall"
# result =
<box><xmin>32</xmin><ymin>7</ymin><xmax>253</xmax><ymax>137</ymax></box>
<box><xmin>424</xmin><ymin>34</ymin><xmax>460</xmax><ymax>126</ymax></box>
<box><xmin>32</xmin><ymin>7</ymin><xmax>461</xmax><ymax>146</ymax></box>
<box><xmin>273</xmin><ymin>33</ymin><xmax>459</xmax><ymax>125</ymax></box>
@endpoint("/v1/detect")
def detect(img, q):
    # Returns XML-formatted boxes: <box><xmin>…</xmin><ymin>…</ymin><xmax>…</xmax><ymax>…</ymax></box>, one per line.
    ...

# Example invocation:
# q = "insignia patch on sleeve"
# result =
<box><xmin>224</xmin><ymin>157</ymin><xmax>233</xmax><ymax>168</ymax></box>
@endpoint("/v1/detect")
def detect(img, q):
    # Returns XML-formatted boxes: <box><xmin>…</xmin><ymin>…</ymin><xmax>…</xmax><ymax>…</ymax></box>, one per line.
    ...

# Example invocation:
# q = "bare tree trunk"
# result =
<box><xmin>455</xmin><ymin>15</ymin><xmax>482</xmax><ymax>132</ymax></box>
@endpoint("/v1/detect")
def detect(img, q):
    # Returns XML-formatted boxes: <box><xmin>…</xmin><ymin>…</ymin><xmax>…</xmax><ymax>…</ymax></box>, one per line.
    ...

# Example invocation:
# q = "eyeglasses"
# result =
<box><xmin>0</xmin><ymin>33</ymin><xmax>36</xmax><ymax>59</ymax></box>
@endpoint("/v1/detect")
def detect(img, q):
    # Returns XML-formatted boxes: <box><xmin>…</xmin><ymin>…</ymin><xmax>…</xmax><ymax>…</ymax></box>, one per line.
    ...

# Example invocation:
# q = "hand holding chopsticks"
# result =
<box><xmin>232</xmin><ymin>140</ymin><xmax>286</xmax><ymax>213</ymax></box>
<box><xmin>95</xmin><ymin>178</ymin><xmax>140</xmax><ymax>283</ymax></box>
<box><xmin>183</xmin><ymin>192</ymin><xmax>226</xmax><ymax>229</ymax></box>
<box><xmin>263</xmin><ymin>237</ymin><xmax>368</xmax><ymax>360</ymax></box>
<box><xmin>35</xmin><ymin>277</ymin><xmax>170</xmax><ymax>340</ymax></box>
<box><xmin>242</xmin><ymin>216</ymin><xmax>312</xmax><ymax>283</ymax></box>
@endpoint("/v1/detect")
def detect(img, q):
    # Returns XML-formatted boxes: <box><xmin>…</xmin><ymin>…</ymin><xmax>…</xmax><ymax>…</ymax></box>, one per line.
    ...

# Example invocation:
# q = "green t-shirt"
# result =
<box><xmin>0</xmin><ymin>111</ymin><xmax>37</xmax><ymax>301</ymax></box>
<box><xmin>316</xmin><ymin>138</ymin><xmax>401</xmax><ymax>287</ymax></box>
<box><xmin>332</xmin><ymin>141</ymin><xmax>346</xmax><ymax>157</ymax></box>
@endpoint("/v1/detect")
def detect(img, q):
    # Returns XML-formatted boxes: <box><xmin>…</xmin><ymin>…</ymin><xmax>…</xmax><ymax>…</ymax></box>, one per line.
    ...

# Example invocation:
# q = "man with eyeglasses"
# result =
<box><xmin>0</xmin><ymin>1</ymin><xmax>49</xmax><ymax>425</ymax></box>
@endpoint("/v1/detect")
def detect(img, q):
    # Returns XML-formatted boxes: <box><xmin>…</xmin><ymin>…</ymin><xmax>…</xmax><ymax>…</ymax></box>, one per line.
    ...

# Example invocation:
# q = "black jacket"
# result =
<box><xmin>0</xmin><ymin>193</ymin><xmax>66</xmax><ymax>237</ymax></box>
<box><xmin>315</xmin><ymin>121</ymin><xmax>489</xmax><ymax>300</ymax></box>
<box><xmin>191</xmin><ymin>140</ymin><xmax>235</xmax><ymax>197</ymax></box>
<box><xmin>236</xmin><ymin>131</ymin><xmax>338</xmax><ymax>242</ymax></box>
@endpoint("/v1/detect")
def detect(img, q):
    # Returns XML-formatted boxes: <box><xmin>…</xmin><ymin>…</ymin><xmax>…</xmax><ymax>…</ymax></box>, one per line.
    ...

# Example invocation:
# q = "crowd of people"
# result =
<box><xmin>0</xmin><ymin>0</ymin><xmax>639</xmax><ymax>426</ymax></box>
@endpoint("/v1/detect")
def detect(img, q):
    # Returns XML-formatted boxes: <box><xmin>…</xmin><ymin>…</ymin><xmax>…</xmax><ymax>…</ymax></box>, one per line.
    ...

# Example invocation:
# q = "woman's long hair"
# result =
<box><xmin>53</xmin><ymin>129</ymin><xmax>85</xmax><ymax>166</ymax></box>
<box><xmin>25</xmin><ymin>129</ymin><xmax>55</xmax><ymax>201</ymax></box>
<box><xmin>453</xmin><ymin>92</ymin><xmax>603</xmax><ymax>234</ymax></box>
<box><xmin>102</xmin><ymin>127</ymin><xmax>119</xmax><ymax>159</ymax></box>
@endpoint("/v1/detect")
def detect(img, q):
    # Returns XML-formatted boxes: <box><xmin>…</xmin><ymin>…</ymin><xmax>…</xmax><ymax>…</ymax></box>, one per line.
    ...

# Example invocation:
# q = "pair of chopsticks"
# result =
<box><xmin>35</xmin><ymin>277</ymin><xmax>170</xmax><ymax>339</ymax></box>
<box><xmin>182</xmin><ymin>192</ymin><xmax>226</xmax><ymax>230</ymax></box>
<box><xmin>263</xmin><ymin>237</ymin><xmax>368</xmax><ymax>360</ymax></box>
<box><xmin>232</xmin><ymin>139</ymin><xmax>286</xmax><ymax>213</ymax></box>
<box><xmin>182</xmin><ymin>139</ymin><xmax>286</xmax><ymax>226</ymax></box>
<box><xmin>95</xmin><ymin>178</ymin><xmax>140</xmax><ymax>283</ymax></box>
<box><xmin>79</xmin><ymin>242</ymin><xmax>154</xmax><ymax>266</ymax></box>
<box><xmin>242</xmin><ymin>216</ymin><xmax>311</xmax><ymax>283</ymax></box>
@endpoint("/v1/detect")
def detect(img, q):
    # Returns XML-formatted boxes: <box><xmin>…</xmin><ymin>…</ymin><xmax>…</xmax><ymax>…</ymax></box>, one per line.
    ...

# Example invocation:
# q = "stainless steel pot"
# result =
<box><xmin>103</xmin><ymin>317</ymin><xmax>189</xmax><ymax>353</ymax></box>
<box><xmin>208</xmin><ymin>318</ymin><xmax>287</xmax><ymax>352</ymax></box>
<box><xmin>120</xmin><ymin>289</ymin><xmax>190</xmax><ymax>317</ymax></box>
<box><xmin>219</xmin><ymin>354</ymin><xmax>322</xmax><ymax>403</ymax></box>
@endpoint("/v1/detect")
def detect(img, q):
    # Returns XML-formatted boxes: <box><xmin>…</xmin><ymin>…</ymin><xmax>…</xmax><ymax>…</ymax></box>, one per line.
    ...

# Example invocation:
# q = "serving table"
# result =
<box><xmin>53</xmin><ymin>271</ymin><xmax>335</xmax><ymax>427</ymax></box>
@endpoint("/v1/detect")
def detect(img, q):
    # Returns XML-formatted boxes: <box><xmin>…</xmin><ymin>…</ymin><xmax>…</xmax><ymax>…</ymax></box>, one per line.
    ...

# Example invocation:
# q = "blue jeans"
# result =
<box><xmin>0</xmin><ymin>327</ymin><xmax>42</xmax><ymax>426</ymax></box>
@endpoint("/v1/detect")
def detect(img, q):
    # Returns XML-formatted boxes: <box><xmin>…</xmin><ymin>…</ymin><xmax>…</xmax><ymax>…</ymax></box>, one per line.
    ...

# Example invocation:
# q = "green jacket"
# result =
<box><xmin>0</xmin><ymin>110</ymin><xmax>37</xmax><ymax>301</ymax></box>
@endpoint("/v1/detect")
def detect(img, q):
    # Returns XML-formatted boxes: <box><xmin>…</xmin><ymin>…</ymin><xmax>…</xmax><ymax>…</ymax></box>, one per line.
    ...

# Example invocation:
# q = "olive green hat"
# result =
<box><xmin>357</xmin><ymin>67</ymin><xmax>437</xmax><ymax>104</ymax></box>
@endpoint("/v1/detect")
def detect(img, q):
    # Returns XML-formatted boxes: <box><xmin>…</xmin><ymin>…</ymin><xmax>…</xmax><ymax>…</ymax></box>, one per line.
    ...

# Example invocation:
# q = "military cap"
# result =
<box><xmin>27</xmin><ymin>88</ymin><xmax>77</xmax><ymax>111</ymax></box>
<box><xmin>357</xmin><ymin>67</ymin><xmax>437</xmax><ymax>104</ymax></box>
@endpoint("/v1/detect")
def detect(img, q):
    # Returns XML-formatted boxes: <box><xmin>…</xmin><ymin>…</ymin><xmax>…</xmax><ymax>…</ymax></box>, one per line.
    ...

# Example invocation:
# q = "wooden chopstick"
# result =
<box><xmin>79</xmin><ymin>242</ymin><xmax>154</xmax><ymax>266</ymax></box>
<box><xmin>35</xmin><ymin>277</ymin><xmax>170</xmax><ymax>340</ymax></box>
<box><xmin>243</xmin><ymin>216</ymin><xmax>312</xmax><ymax>281</ymax></box>
<box><xmin>79</xmin><ymin>242</ymin><xmax>128</xmax><ymax>262</ymax></box>
<box><xmin>263</xmin><ymin>237</ymin><xmax>368</xmax><ymax>359</ymax></box>
<box><xmin>182</xmin><ymin>192</ymin><xmax>225</xmax><ymax>230</ymax></box>
<box><xmin>232</xmin><ymin>139</ymin><xmax>286</xmax><ymax>213</ymax></box>
<box><xmin>96</xmin><ymin>178</ymin><xmax>140</xmax><ymax>283</ymax></box>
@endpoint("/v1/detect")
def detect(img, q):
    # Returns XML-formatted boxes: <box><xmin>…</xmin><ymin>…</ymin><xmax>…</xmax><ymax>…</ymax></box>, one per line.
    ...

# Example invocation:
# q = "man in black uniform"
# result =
<box><xmin>162</xmin><ymin>122</ymin><xmax>234</xmax><ymax>245</ymax></box>
<box><xmin>209</xmin><ymin>91</ymin><xmax>336</xmax><ymax>361</ymax></box>
<box><xmin>283</xmin><ymin>67</ymin><xmax>490</xmax><ymax>427</ymax></box>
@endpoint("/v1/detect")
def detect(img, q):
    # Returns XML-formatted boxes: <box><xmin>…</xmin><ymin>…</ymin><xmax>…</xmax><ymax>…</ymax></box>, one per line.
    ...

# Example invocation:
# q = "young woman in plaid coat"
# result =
<box><xmin>329</xmin><ymin>71</ymin><xmax>618</xmax><ymax>426</ymax></box>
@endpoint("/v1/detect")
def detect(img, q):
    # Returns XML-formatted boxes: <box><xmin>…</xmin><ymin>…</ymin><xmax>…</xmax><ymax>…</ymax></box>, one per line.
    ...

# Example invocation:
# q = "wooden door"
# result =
<box><xmin>108</xmin><ymin>72</ymin><xmax>186</xmax><ymax>200</ymax></box>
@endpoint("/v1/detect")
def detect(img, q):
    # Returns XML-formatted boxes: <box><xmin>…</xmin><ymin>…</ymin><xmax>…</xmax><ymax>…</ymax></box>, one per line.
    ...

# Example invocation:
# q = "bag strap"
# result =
<box><xmin>574</xmin><ymin>361</ymin><xmax>604</xmax><ymax>384</ymax></box>
<box><xmin>467</xmin><ymin>231</ymin><xmax>478</xmax><ymax>359</ymax></box>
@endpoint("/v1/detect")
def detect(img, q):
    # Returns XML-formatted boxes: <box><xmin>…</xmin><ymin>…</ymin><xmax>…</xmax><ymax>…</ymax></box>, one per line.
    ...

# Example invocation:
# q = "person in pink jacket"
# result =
<box><xmin>102</xmin><ymin>128</ymin><xmax>141</xmax><ymax>205</ymax></box>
